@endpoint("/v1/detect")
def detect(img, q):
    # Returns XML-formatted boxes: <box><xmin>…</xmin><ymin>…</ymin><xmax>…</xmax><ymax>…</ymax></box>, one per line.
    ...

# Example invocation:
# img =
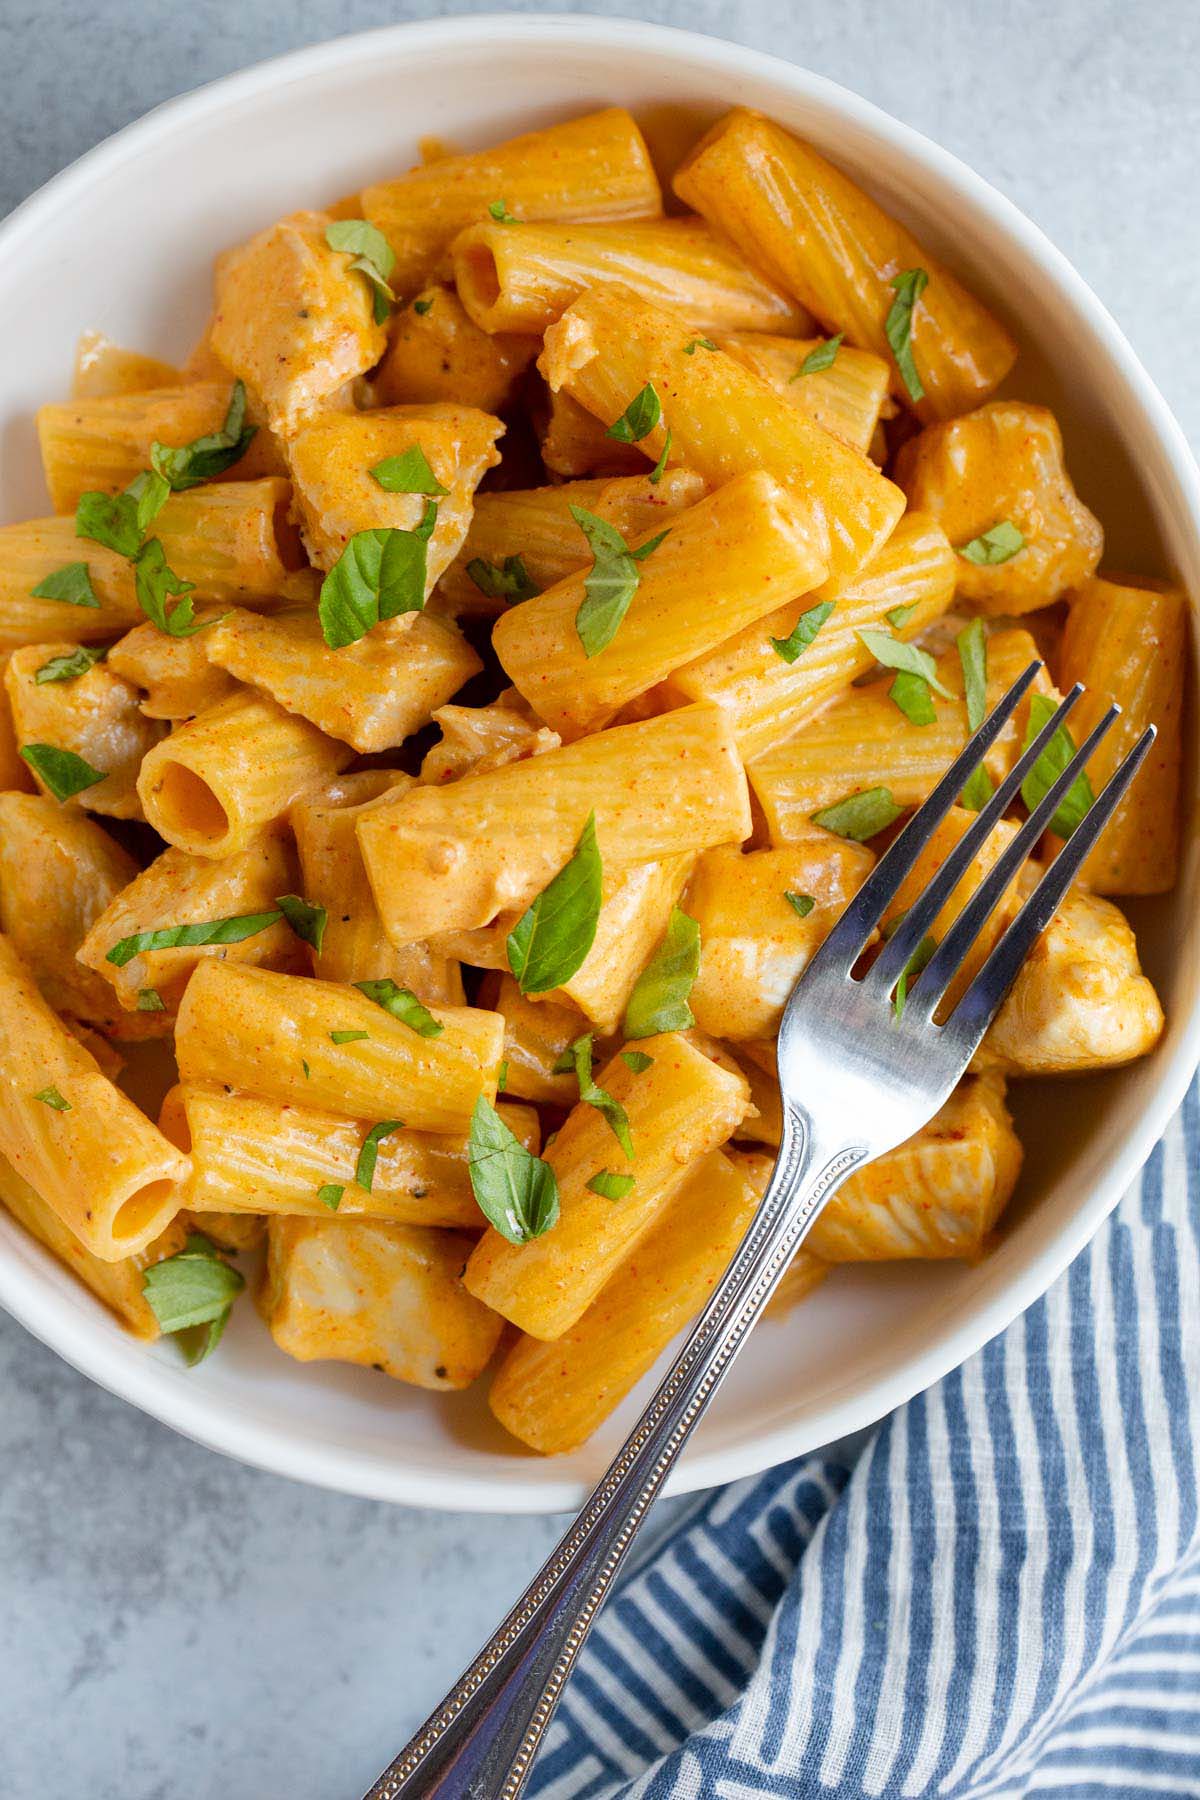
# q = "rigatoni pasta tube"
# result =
<box><xmin>1050</xmin><ymin>576</ymin><xmax>1186</xmax><ymax>894</ymax></box>
<box><xmin>175</xmin><ymin>961</ymin><xmax>503</xmax><ymax>1135</ymax></box>
<box><xmin>434</xmin><ymin>470</ymin><xmax>705</xmax><ymax>617</ymax></box>
<box><xmin>373</xmin><ymin>285</ymin><xmax>539</xmax><ymax>413</ymax></box>
<box><xmin>136</xmin><ymin>689</ymin><xmax>352</xmax><ymax>859</ymax></box>
<box><xmin>167</xmin><ymin>1081</ymin><xmax>536</xmax><ymax>1228</ymax></box>
<box><xmin>716</xmin><ymin>332</ymin><xmax>890</xmax><ymax>455</ymax></box>
<box><xmin>0</xmin><ymin>936</ymin><xmax>189</xmax><ymax>1260</ymax></box>
<box><xmin>668</xmin><ymin>510</ymin><xmax>955</xmax><ymax>761</ymax></box>
<box><xmin>37</xmin><ymin>381</ymin><xmax>281</xmax><ymax>514</ymax></box>
<box><xmin>539</xmin><ymin>283</ymin><xmax>904</xmax><ymax>581</ymax></box>
<box><xmin>674</xmin><ymin>109</ymin><xmax>1017</xmax><ymax>421</ymax></box>
<box><xmin>262</xmin><ymin>1216</ymin><xmax>503</xmax><ymax>1390</ymax></box>
<box><xmin>106</xmin><ymin>614</ymin><xmax>239</xmax><ymax>720</ymax></box>
<box><xmin>451</xmin><ymin>217</ymin><xmax>808</xmax><ymax>338</ymax></box>
<box><xmin>489</xmin><ymin>1147</ymin><xmax>768</xmax><ymax>1453</ymax></box>
<box><xmin>466</xmin><ymin>1031</ymin><xmax>749</xmax><ymax>1339</ymax></box>
<box><xmin>361</xmin><ymin>108</ymin><xmax>663</xmax><ymax>293</ymax></box>
<box><xmin>556</xmin><ymin>852</ymin><xmax>694</xmax><ymax>1035</ymax></box>
<box><xmin>0</xmin><ymin>1152</ymin><xmax>190</xmax><ymax>1340</ymax></box>
<box><xmin>73</xmin><ymin>329</ymin><xmax>181</xmax><ymax>401</ymax></box>
<box><xmin>749</xmin><ymin>628</ymin><xmax>1056</xmax><ymax>842</ymax></box>
<box><xmin>482</xmin><ymin>974</ymin><xmax>588</xmax><ymax>1105</ymax></box>
<box><xmin>357</xmin><ymin>702</ymin><xmax>752</xmax><ymax>943</ymax></box>
<box><xmin>494</xmin><ymin>470</ymin><xmax>829</xmax><ymax>737</ymax></box>
<box><xmin>291</xmin><ymin>771</ymin><xmax>464</xmax><ymax>1002</ymax></box>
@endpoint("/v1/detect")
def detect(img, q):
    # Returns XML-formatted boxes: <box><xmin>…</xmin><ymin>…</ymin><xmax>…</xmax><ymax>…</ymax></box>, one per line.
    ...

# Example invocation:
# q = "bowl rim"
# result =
<box><xmin>1</xmin><ymin>10</ymin><xmax>1198</xmax><ymax>1514</ymax></box>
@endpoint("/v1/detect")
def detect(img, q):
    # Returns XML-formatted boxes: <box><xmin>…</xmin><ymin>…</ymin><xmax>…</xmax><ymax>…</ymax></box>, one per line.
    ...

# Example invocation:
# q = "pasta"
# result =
<box><xmin>0</xmin><ymin>99</ymin><xmax>1181</xmax><ymax>1446</ymax></box>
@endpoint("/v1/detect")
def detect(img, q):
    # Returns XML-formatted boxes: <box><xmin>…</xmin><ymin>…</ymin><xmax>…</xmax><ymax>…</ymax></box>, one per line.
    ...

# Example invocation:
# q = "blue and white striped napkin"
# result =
<box><xmin>531</xmin><ymin>1080</ymin><xmax>1200</xmax><ymax>1800</ymax></box>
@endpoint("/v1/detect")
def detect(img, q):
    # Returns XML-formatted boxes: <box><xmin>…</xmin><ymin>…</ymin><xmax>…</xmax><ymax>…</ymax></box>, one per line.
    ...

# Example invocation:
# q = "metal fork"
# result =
<box><xmin>364</xmin><ymin>664</ymin><xmax>1154</xmax><ymax>1800</ymax></box>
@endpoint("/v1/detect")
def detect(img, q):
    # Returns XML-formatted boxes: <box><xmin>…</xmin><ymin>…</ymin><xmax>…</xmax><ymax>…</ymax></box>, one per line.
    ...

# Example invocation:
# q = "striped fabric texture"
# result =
<box><xmin>531</xmin><ymin>1081</ymin><xmax>1200</xmax><ymax>1800</ymax></box>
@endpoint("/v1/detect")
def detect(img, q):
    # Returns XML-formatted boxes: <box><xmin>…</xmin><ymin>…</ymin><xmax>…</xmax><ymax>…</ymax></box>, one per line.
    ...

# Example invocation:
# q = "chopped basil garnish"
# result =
<box><xmin>506</xmin><ymin>812</ymin><xmax>602</xmax><ymax>995</ymax></box>
<box><xmin>136</xmin><ymin>988</ymin><xmax>165</xmax><ymax>1012</ymax></box>
<box><xmin>1021</xmin><ymin>693</ymin><xmax>1095</xmax><ymax>838</ymax></box>
<box><xmin>889</xmin><ymin>669</ymin><xmax>937</xmax><ymax>725</ymax></box>
<box><xmin>620</xmin><ymin>1050</ymin><xmax>653</xmax><ymax>1073</ymax></box>
<box><xmin>30</xmin><ymin>562</ymin><xmax>99</xmax><ymax>608</ymax></box>
<box><xmin>649</xmin><ymin>426</ymin><xmax>672</xmax><ymax>485</ymax></box>
<box><xmin>682</xmin><ymin>337</ymin><xmax>717</xmax><ymax>354</ymax></box>
<box><xmin>20</xmin><ymin>744</ymin><xmax>105</xmax><ymax>803</ymax></box>
<box><xmin>412</xmin><ymin>297</ymin><xmax>434</xmax><ymax>316</ymax></box>
<box><xmin>354</xmin><ymin>978</ymin><xmax>443</xmax><ymax>1038</ymax></box>
<box><xmin>488</xmin><ymin>200</ymin><xmax>518</xmax><ymax>223</ymax></box>
<box><xmin>34</xmin><ymin>645</ymin><xmax>106</xmax><ymax>685</ymax></box>
<box><xmin>465</xmin><ymin>554</ymin><xmax>540</xmax><ymax>605</ymax></box>
<box><xmin>624</xmin><ymin>906</ymin><xmax>700</xmax><ymax>1039</ymax></box>
<box><xmin>956</xmin><ymin>619</ymin><xmax>993</xmax><ymax>810</ymax></box>
<box><xmin>885</xmin><ymin>268</ymin><xmax>928</xmax><ymax>404</ymax></box>
<box><xmin>76</xmin><ymin>472</ymin><xmax>168</xmax><ymax>558</ymax></box>
<box><xmin>143</xmin><ymin>1231</ymin><xmax>245</xmax><ymax>1365</ymax></box>
<box><xmin>812</xmin><ymin>787</ymin><xmax>903</xmax><ymax>842</ymax></box>
<box><xmin>606</xmin><ymin>383</ymin><xmax>661</xmax><ymax>444</ymax></box>
<box><xmin>324</xmin><ymin>219</ymin><xmax>396</xmax><ymax>324</ymax></box>
<box><xmin>34</xmin><ymin>1085</ymin><xmax>71</xmax><ymax>1111</ymax></box>
<box><xmin>570</xmin><ymin>505</ymin><xmax>668</xmax><ymax>657</ymax></box>
<box><xmin>275</xmin><ymin>893</ymin><xmax>327</xmax><ymax>953</ymax></box>
<box><xmin>330</xmin><ymin>1029</ymin><xmax>369</xmax><ymax>1044</ymax></box>
<box><xmin>150</xmin><ymin>382</ymin><xmax>256</xmax><ymax>490</ymax></box>
<box><xmin>893</xmin><ymin>933</ymin><xmax>937</xmax><ymax>1020</ymax></box>
<box><xmin>885</xmin><ymin>601</ymin><xmax>919</xmax><ymax>629</ymax></box>
<box><xmin>958</xmin><ymin>521</ymin><xmax>1025</xmax><ymax>566</ymax></box>
<box><xmin>318</xmin><ymin>504</ymin><xmax>437</xmax><ymax>648</ymax></box>
<box><xmin>134</xmin><ymin>538</ymin><xmax>209</xmax><ymax>638</ymax></box>
<box><xmin>785</xmin><ymin>892</ymin><xmax>816</xmax><ymax>918</ymax></box>
<box><xmin>791</xmin><ymin>335</ymin><xmax>843</xmax><ymax>378</ymax></box>
<box><xmin>370</xmin><ymin>445</ymin><xmax>449</xmax><ymax>496</ymax></box>
<box><xmin>563</xmin><ymin>1033</ymin><xmax>633</xmax><ymax>1158</ymax></box>
<box><xmin>587</xmin><ymin>1170</ymin><xmax>635</xmax><ymax>1201</ymax></box>
<box><xmin>467</xmin><ymin>1096</ymin><xmax>559</xmax><ymax>1243</ymax></box>
<box><xmin>771</xmin><ymin>600</ymin><xmax>835</xmax><ymax>664</ymax></box>
<box><xmin>318</xmin><ymin>1184</ymin><xmax>344</xmax><ymax>1210</ymax></box>
<box><xmin>355</xmin><ymin>1120</ymin><xmax>403</xmax><ymax>1193</ymax></box>
<box><xmin>106</xmin><ymin>909</ymin><xmax>283</xmax><ymax>967</ymax></box>
<box><xmin>497</xmin><ymin>1059</ymin><xmax>509</xmax><ymax>1094</ymax></box>
<box><xmin>857</xmin><ymin>628</ymin><xmax>952</xmax><ymax>698</ymax></box>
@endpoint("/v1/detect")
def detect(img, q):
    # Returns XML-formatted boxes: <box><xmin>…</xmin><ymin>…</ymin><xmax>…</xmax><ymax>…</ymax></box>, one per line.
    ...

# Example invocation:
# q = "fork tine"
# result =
<box><xmin>807</xmin><ymin>661</ymin><xmax>1042</xmax><ymax>974</ymax></box>
<box><xmin>938</xmin><ymin>726</ymin><xmax>1157</xmax><ymax>1054</ymax></box>
<box><xmin>872</xmin><ymin>680</ymin><xmax>1086</xmax><ymax>991</ymax></box>
<box><xmin>898</xmin><ymin>700</ymin><xmax>1121</xmax><ymax>1017</ymax></box>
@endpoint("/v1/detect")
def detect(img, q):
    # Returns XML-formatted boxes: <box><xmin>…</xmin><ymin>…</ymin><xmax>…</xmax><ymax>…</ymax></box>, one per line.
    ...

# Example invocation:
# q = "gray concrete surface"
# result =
<box><xmin>1</xmin><ymin>3</ymin><xmax>1198</xmax><ymax>1796</ymax></box>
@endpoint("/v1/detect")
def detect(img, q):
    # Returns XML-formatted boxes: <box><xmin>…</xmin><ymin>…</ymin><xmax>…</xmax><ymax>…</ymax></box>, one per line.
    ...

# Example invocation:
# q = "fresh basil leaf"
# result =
<box><xmin>620</xmin><ymin>1050</ymin><xmax>653</xmax><ymax>1073</ymax></box>
<box><xmin>370</xmin><ymin>446</ymin><xmax>449</xmax><ymax>496</ymax></box>
<box><xmin>143</xmin><ymin>1232</ymin><xmax>244</xmax><ymax>1362</ymax></box>
<box><xmin>497</xmin><ymin>1059</ymin><xmax>509</xmax><ymax>1094</ymax></box>
<box><xmin>649</xmin><ymin>426</ymin><xmax>672</xmax><ymax>485</ymax></box>
<box><xmin>856</xmin><ymin>627</ymin><xmax>952</xmax><ymax>698</ymax></box>
<box><xmin>812</xmin><ymin>787</ymin><xmax>903</xmax><ymax>842</ymax></box>
<box><xmin>466</xmin><ymin>553</ymin><xmax>540</xmax><ymax>605</ymax></box>
<box><xmin>330</xmin><ymin>1029</ymin><xmax>369</xmax><ymax>1044</ymax></box>
<box><xmin>889</xmin><ymin>669</ymin><xmax>937</xmax><ymax>726</ymax></box>
<box><xmin>784</xmin><ymin>891</ymin><xmax>816</xmax><ymax>918</ymax></box>
<box><xmin>301</xmin><ymin>1060</ymin><xmax>311</xmax><ymax>1079</ymax></box>
<box><xmin>467</xmin><ymin>1095</ymin><xmax>559</xmax><ymax>1244</ymax></box>
<box><xmin>564</xmin><ymin>1033</ymin><xmax>633</xmax><ymax>1158</ymax></box>
<box><xmin>1021</xmin><ymin>693</ymin><xmax>1095</xmax><ymax>838</ymax></box>
<box><xmin>20</xmin><ymin>744</ymin><xmax>105</xmax><ymax>802</ymax></box>
<box><xmin>318</xmin><ymin>507</ymin><xmax>436</xmax><ymax>648</ymax></box>
<box><xmin>133</xmin><ymin>539</ymin><xmax>208</xmax><ymax>638</ymax></box>
<box><xmin>587</xmin><ymin>1170</ymin><xmax>636</xmax><ymax>1201</ymax></box>
<box><xmin>682</xmin><ymin>336</ymin><xmax>717</xmax><ymax>354</ymax></box>
<box><xmin>354</xmin><ymin>978</ymin><xmax>444</xmax><ymax>1038</ymax></box>
<box><xmin>34</xmin><ymin>645</ymin><xmax>106</xmax><ymax>684</ymax></box>
<box><xmin>893</xmin><ymin>933</ymin><xmax>937</xmax><ymax>1020</ymax></box>
<box><xmin>570</xmin><ymin>505</ymin><xmax>668</xmax><ymax>657</ymax></box>
<box><xmin>318</xmin><ymin>1183</ymin><xmax>344</xmax><ymax>1211</ymax></box>
<box><xmin>791</xmin><ymin>334</ymin><xmax>843</xmax><ymax>378</ymax></box>
<box><xmin>885</xmin><ymin>602</ymin><xmax>918</xmax><ymax>628</ymax></box>
<box><xmin>128</xmin><ymin>469</ymin><xmax>172</xmax><ymax>538</ymax></box>
<box><xmin>487</xmin><ymin>200</ymin><xmax>518</xmax><ymax>223</ymax></box>
<box><xmin>624</xmin><ymin>906</ymin><xmax>700</xmax><ymax>1039</ymax></box>
<box><xmin>275</xmin><ymin>893</ymin><xmax>327</xmax><ymax>953</ymax></box>
<box><xmin>136</xmin><ymin>988</ymin><xmax>165</xmax><ymax>1012</ymax></box>
<box><xmin>885</xmin><ymin>268</ymin><xmax>928</xmax><ymax>404</ymax></box>
<box><xmin>550</xmin><ymin>1046</ymin><xmax>577</xmax><ymax>1075</ymax></box>
<box><xmin>34</xmin><ymin>1085</ymin><xmax>71</xmax><ymax>1111</ymax></box>
<box><xmin>770</xmin><ymin>600</ymin><xmax>835</xmax><ymax>664</ymax></box>
<box><xmin>606</xmin><ymin>382</ymin><xmax>661</xmax><ymax>444</ymax></box>
<box><xmin>412</xmin><ymin>297</ymin><xmax>434</xmax><ymax>316</ymax></box>
<box><xmin>150</xmin><ymin>382</ymin><xmax>256</xmax><ymax>490</ymax></box>
<box><xmin>325</xmin><ymin>220</ymin><xmax>396</xmax><ymax>322</ymax></box>
<box><xmin>958</xmin><ymin>521</ymin><xmax>1025</xmax><ymax>566</ymax></box>
<box><xmin>75</xmin><ymin>488</ymin><xmax>144</xmax><ymax>559</ymax></box>
<box><xmin>355</xmin><ymin>1120</ymin><xmax>403</xmax><ymax>1194</ymax></box>
<box><xmin>956</xmin><ymin>618</ymin><xmax>993</xmax><ymax>810</ymax></box>
<box><xmin>30</xmin><ymin>562</ymin><xmax>99</xmax><ymax>608</ymax></box>
<box><xmin>506</xmin><ymin>812</ymin><xmax>603</xmax><ymax>995</ymax></box>
<box><xmin>105</xmin><ymin>909</ymin><xmax>283</xmax><ymax>968</ymax></box>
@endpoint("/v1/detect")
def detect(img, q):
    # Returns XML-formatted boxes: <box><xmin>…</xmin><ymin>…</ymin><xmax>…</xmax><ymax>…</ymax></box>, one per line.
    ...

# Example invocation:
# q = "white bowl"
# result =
<box><xmin>1</xmin><ymin>14</ymin><xmax>1197</xmax><ymax>1514</ymax></box>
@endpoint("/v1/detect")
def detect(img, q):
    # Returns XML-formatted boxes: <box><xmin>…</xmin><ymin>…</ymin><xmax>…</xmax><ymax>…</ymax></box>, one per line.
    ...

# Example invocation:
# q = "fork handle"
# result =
<box><xmin>363</xmin><ymin>1103</ymin><xmax>866</xmax><ymax>1800</ymax></box>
